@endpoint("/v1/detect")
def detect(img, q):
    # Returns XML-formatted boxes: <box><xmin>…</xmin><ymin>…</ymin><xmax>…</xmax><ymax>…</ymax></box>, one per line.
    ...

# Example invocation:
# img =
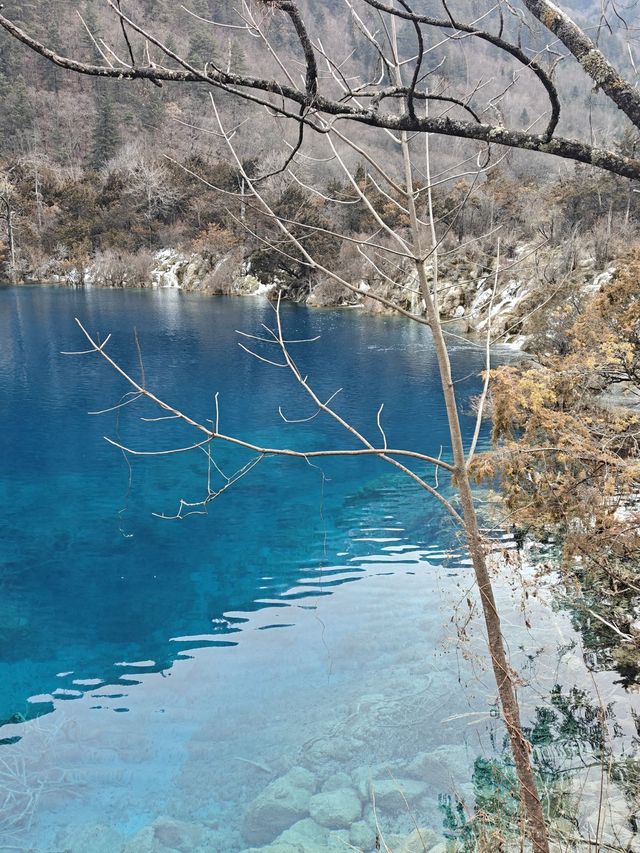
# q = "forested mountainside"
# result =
<box><xmin>1</xmin><ymin>0</ymin><xmax>639</xmax><ymax>341</ymax></box>
<box><xmin>1</xmin><ymin>0</ymin><xmax>636</xmax><ymax>164</ymax></box>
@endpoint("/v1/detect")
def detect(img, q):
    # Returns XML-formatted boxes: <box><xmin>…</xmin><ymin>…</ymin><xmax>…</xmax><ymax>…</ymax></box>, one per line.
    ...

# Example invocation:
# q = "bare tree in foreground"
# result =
<box><xmin>72</xmin><ymin>94</ymin><xmax>557</xmax><ymax>853</ymax></box>
<box><xmin>6</xmin><ymin>2</ymin><xmax>640</xmax><ymax>850</ymax></box>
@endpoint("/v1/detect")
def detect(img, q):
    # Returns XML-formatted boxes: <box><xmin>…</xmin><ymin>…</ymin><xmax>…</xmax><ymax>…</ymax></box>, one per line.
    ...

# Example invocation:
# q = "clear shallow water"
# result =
<box><xmin>0</xmin><ymin>286</ymin><xmax>638</xmax><ymax>852</ymax></box>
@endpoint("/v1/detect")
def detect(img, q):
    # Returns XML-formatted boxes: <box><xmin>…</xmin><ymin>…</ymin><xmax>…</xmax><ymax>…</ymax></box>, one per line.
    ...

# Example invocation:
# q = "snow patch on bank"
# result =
<box><xmin>153</xmin><ymin>249</ymin><xmax>184</xmax><ymax>289</ymax></box>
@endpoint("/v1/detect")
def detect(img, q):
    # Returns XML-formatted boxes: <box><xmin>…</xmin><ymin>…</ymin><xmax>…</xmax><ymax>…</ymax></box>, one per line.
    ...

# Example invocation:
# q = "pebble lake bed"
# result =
<box><xmin>0</xmin><ymin>286</ymin><xmax>638</xmax><ymax>852</ymax></box>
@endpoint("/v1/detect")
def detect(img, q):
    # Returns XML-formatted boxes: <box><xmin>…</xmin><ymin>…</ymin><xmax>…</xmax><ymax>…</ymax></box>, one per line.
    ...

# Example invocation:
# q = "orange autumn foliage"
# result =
<box><xmin>474</xmin><ymin>254</ymin><xmax>640</xmax><ymax>593</ymax></box>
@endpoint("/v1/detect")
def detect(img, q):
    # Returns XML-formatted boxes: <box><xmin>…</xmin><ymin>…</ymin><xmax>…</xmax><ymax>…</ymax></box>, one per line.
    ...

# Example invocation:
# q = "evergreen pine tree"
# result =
<box><xmin>187</xmin><ymin>0</ymin><xmax>217</xmax><ymax>66</ymax></box>
<box><xmin>7</xmin><ymin>76</ymin><xmax>35</xmax><ymax>149</ymax></box>
<box><xmin>91</xmin><ymin>91</ymin><xmax>122</xmax><ymax>169</ymax></box>
<box><xmin>81</xmin><ymin>4</ymin><xmax>104</xmax><ymax>64</ymax></box>
<box><xmin>189</xmin><ymin>30</ymin><xmax>217</xmax><ymax>67</ymax></box>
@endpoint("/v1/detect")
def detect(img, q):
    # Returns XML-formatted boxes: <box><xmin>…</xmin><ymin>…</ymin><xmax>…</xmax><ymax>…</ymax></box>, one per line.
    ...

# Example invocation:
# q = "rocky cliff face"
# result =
<box><xmin>150</xmin><ymin>248</ymin><xmax>260</xmax><ymax>295</ymax></box>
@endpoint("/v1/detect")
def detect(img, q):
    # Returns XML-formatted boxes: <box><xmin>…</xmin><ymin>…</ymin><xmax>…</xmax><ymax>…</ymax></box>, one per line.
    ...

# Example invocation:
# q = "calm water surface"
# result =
<box><xmin>0</xmin><ymin>286</ymin><xmax>637</xmax><ymax>852</ymax></box>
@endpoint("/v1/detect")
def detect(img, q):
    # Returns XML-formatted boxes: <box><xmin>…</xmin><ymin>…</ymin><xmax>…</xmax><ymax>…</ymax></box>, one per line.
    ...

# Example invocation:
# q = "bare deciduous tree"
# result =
<box><xmin>105</xmin><ymin>142</ymin><xmax>179</xmax><ymax>225</ymax></box>
<box><xmin>0</xmin><ymin>178</ymin><xmax>17</xmax><ymax>278</ymax></box>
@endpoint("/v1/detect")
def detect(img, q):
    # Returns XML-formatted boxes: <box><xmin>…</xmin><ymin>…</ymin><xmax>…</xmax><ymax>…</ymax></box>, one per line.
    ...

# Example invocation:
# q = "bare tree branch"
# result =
<box><xmin>71</xmin><ymin>319</ymin><xmax>456</xmax><ymax>474</ymax></box>
<box><xmin>3</xmin><ymin>3</ymin><xmax>640</xmax><ymax>178</ymax></box>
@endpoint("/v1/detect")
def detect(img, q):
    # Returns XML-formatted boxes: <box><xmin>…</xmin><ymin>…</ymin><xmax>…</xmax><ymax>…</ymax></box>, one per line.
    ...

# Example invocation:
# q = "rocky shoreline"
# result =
<box><xmin>12</xmin><ymin>245</ymin><xmax>616</xmax><ymax>351</ymax></box>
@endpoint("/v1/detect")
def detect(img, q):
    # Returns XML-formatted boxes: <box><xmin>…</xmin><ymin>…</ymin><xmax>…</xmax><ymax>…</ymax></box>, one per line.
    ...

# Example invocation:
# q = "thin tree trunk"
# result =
<box><xmin>8</xmin><ymin>207</ymin><xmax>15</xmax><ymax>273</ymax></box>
<box><xmin>1</xmin><ymin>196</ymin><xmax>16</xmax><ymax>279</ymax></box>
<box><xmin>391</xmin><ymin>55</ymin><xmax>549</xmax><ymax>846</ymax></box>
<box><xmin>421</xmin><ymin>275</ymin><xmax>550</xmax><ymax>853</ymax></box>
<box><xmin>35</xmin><ymin>165</ymin><xmax>42</xmax><ymax>231</ymax></box>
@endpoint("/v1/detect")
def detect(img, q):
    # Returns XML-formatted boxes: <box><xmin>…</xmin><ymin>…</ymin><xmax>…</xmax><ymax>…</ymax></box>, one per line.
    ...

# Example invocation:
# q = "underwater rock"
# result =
<box><xmin>384</xmin><ymin>833</ymin><xmax>409</xmax><ymax>849</ymax></box>
<box><xmin>308</xmin><ymin>787</ymin><xmax>362</xmax><ymax>828</ymax></box>
<box><xmin>584</xmin><ymin>808</ymin><xmax>639</xmax><ymax>852</ymax></box>
<box><xmin>352</xmin><ymin>765</ymin><xmax>372</xmax><ymax>801</ymax></box>
<box><xmin>429</xmin><ymin>843</ymin><xmax>455</xmax><ymax>853</ymax></box>
<box><xmin>328</xmin><ymin>829</ymin><xmax>350</xmax><ymax>848</ymax></box>
<box><xmin>405</xmin><ymin>745</ymin><xmax>470</xmax><ymax>786</ymax></box>
<box><xmin>277</xmin><ymin>817</ymin><xmax>329</xmax><ymax>843</ymax></box>
<box><xmin>349</xmin><ymin>819</ymin><xmax>377</xmax><ymax>850</ymax></box>
<box><xmin>242</xmin><ymin>766</ymin><xmax>316</xmax><ymax>845</ymax></box>
<box><xmin>351</xmin><ymin>763</ymin><xmax>394</xmax><ymax>801</ymax></box>
<box><xmin>321</xmin><ymin>771</ymin><xmax>352</xmax><ymax>792</ymax></box>
<box><xmin>57</xmin><ymin>822</ymin><xmax>125</xmax><ymax>853</ymax></box>
<box><xmin>551</xmin><ymin>816</ymin><xmax>575</xmax><ymax>836</ymax></box>
<box><xmin>241</xmin><ymin>818</ymin><xmax>351</xmax><ymax>853</ymax></box>
<box><xmin>394</xmin><ymin>826</ymin><xmax>442</xmax><ymax>852</ymax></box>
<box><xmin>240</xmin><ymin>844</ymin><xmax>306</xmax><ymax>853</ymax></box>
<box><xmin>370</xmin><ymin>778</ymin><xmax>427</xmax><ymax>812</ymax></box>
<box><xmin>122</xmin><ymin>816</ymin><xmax>214</xmax><ymax>852</ymax></box>
<box><xmin>305</xmin><ymin>735</ymin><xmax>355</xmax><ymax>764</ymax></box>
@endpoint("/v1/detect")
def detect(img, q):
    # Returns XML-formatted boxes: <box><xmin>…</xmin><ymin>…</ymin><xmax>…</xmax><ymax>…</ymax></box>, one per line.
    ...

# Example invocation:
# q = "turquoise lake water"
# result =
<box><xmin>1</xmin><ymin>286</ymin><xmax>638</xmax><ymax>852</ymax></box>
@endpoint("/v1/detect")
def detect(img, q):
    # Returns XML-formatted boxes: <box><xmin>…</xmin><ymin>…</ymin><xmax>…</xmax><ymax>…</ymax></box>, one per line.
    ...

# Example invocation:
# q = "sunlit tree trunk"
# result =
<box><xmin>400</xmin><ymin>96</ymin><xmax>550</xmax><ymax>853</ymax></box>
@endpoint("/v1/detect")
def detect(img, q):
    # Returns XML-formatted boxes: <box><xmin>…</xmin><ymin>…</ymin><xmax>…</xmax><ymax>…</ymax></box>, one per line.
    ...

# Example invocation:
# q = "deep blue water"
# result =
<box><xmin>0</xmin><ymin>286</ymin><xmax>493</xmax><ymax>731</ymax></box>
<box><xmin>2</xmin><ymin>286</ymin><xmax>635</xmax><ymax>853</ymax></box>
